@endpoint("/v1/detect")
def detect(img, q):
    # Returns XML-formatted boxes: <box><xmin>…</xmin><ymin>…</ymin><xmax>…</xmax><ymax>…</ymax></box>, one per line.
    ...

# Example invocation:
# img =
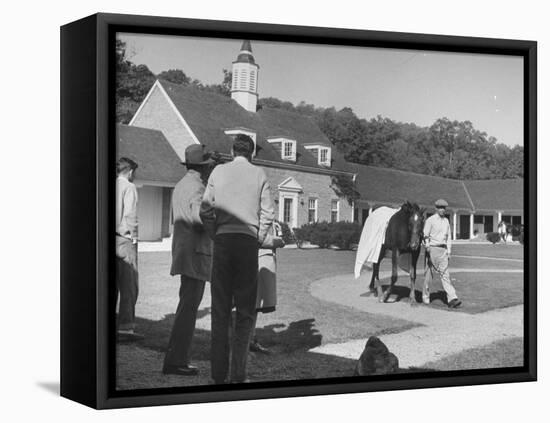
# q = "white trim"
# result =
<box><xmin>279</xmin><ymin>191</ymin><xmax>299</xmax><ymax>228</ymax></box>
<box><xmin>130</xmin><ymin>80</ymin><xmax>200</xmax><ymax>146</ymax></box>
<box><xmin>128</xmin><ymin>80</ymin><xmax>159</xmax><ymax>126</ymax></box>
<box><xmin>278</xmin><ymin>176</ymin><xmax>303</xmax><ymax>193</ymax></box>
<box><xmin>308</xmin><ymin>197</ymin><xmax>319</xmax><ymax>223</ymax></box>
<box><xmin>331</xmin><ymin>199</ymin><xmax>340</xmax><ymax>223</ymax></box>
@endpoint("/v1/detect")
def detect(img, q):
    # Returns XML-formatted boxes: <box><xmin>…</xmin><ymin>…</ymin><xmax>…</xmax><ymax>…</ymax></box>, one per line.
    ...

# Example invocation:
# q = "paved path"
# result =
<box><xmin>309</xmin><ymin>269</ymin><xmax>523</xmax><ymax>369</ymax></box>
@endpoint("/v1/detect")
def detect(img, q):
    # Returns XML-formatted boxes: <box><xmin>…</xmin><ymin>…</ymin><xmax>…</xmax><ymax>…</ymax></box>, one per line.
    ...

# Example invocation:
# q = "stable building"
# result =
<box><xmin>120</xmin><ymin>40</ymin><xmax>355</xmax><ymax>240</ymax></box>
<box><xmin>352</xmin><ymin>164</ymin><xmax>523</xmax><ymax>240</ymax></box>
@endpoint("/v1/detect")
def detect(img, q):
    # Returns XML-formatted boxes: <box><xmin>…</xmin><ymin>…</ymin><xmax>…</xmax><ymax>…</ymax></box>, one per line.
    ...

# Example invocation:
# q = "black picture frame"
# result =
<box><xmin>60</xmin><ymin>12</ymin><xmax>537</xmax><ymax>409</ymax></box>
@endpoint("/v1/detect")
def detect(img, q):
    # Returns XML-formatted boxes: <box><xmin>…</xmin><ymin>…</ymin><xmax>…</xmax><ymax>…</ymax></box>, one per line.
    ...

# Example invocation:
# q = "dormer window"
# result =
<box><xmin>282</xmin><ymin>140</ymin><xmax>296</xmax><ymax>161</ymax></box>
<box><xmin>319</xmin><ymin>147</ymin><xmax>331</xmax><ymax>166</ymax></box>
<box><xmin>304</xmin><ymin>144</ymin><xmax>332</xmax><ymax>167</ymax></box>
<box><xmin>267</xmin><ymin>137</ymin><xmax>297</xmax><ymax>162</ymax></box>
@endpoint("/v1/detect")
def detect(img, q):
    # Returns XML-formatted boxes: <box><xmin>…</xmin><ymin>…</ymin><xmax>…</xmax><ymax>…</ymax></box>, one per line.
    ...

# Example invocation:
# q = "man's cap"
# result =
<box><xmin>435</xmin><ymin>199</ymin><xmax>449</xmax><ymax>208</ymax></box>
<box><xmin>183</xmin><ymin>144</ymin><xmax>214</xmax><ymax>165</ymax></box>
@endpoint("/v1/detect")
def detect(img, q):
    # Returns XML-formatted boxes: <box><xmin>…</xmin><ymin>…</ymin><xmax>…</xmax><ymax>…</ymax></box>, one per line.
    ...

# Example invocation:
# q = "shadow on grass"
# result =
<box><xmin>129</xmin><ymin>315</ymin><xmax>323</xmax><ymax>360</ymax></box>
<box><xmin>360</xmin><ymin>284</ymin><xmax>448</xmax><ymax>305</ymax></box>
<box><xmin>117</xmin><ymin>315</ymin><xmax>436</xmax><ymax>387</ymax></box>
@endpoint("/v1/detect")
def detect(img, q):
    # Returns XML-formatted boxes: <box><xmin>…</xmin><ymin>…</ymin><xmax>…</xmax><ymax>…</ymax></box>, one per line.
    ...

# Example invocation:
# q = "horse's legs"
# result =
<box><xmin>374</xmin><ymin>261</ymin><xmax>384</xmax><ymax>300</ymax></box>
<box><xmin>369</xmin><ymin>263</ymin><xmax>377</xmax><ymax>294</ymax></box>
<box><xmin>382</xmin><ymin>249</ymin><xmax>399</xmax><ymax>302</ymax></box>
<box><xmin>409</xmin><ymin>249</ymin><xmax>419</xmax><ymax>306</ymax></box>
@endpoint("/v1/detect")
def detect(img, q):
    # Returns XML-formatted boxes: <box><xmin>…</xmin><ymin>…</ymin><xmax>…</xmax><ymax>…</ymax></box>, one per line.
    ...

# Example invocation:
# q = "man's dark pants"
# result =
<box><xmin>116</xmin><ymin>236</ymin><xmax>139</xmax><ymax>331</ymax></box>
<box><xmin>211</xmin><ymin>233</ymin><xmax>258</xmax><ymax>383</ymax></box>
<box><xmin>164</xmin><ymin>276</ymin><xmax>206</xmax><ymax>368</ymax></box>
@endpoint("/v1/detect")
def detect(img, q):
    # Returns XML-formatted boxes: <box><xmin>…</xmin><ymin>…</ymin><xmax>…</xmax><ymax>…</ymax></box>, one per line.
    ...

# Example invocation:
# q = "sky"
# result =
<box><xmin>119</xmin><ymin>33</ymin><xmax>523</xmax><ymax>147</ymax></box>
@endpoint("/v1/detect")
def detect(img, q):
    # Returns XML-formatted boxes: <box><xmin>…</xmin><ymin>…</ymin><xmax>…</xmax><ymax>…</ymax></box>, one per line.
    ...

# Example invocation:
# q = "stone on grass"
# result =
<box><xmin>354</xmin><ymin>336</ymin><xmax>399</xmax><ymax>376</ymax></box>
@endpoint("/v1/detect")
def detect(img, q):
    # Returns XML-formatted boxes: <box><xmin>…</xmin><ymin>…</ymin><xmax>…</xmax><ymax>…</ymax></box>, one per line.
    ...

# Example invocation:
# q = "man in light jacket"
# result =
<box><xmin>163</xmin><ymin>145</ymin><xmax>215</xmax><ymax>376</ymax></box>
<box><xmin>115</xmin><ymin>157</ymin><xmax>142</xmax><ymax>340</ymax></box>
<box><xmin>200</xmin><ymin>134</ymin><xmax>275</xmax><ymax>384</ymax></box>
<box><xmin>423</xmin><ymin>198</ymin><xmax>462</xmax><ymax>309</ymax></box>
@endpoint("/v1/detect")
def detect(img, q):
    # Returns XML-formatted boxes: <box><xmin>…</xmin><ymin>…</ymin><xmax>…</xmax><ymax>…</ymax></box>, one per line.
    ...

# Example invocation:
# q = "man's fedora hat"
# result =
<box><xmin>435</xmin><ymin>199</ymin><xmax>449</xmax><ymax>208</ymax></box>
<box><xmin>183</xmin><ymin>144</ymin><xmax>214</xmax><ymax>166</ymax></box>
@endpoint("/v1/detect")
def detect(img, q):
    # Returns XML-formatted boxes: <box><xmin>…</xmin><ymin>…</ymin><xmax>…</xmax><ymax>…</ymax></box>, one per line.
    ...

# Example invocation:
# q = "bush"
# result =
<box><xmin>277</xmin><ymin>221</ymin><xmax>295</xmax><ymax>245</ymax></box>
<box><xmin>486</xmin><ymin>232</ymin><xmax>501</xmax><ymax>244</ymax></box>
<box><xmin>294</xmin><ymin>221</ymin><xmax>362</xmax><ymax>250</ymax></box>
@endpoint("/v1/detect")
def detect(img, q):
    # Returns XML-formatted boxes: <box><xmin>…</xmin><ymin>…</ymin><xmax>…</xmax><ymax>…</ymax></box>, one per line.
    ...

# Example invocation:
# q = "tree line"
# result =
<box><xmin>116</xmin><ymin>39</ymin><xmax>523</xmax><ymax>180</ymax></box>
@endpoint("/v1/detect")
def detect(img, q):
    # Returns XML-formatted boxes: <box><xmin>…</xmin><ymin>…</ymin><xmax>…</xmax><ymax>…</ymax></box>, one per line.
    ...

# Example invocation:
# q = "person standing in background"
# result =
<box><xmin>249</xmin><ymin>221</ymin><xmax>284</xmax><ymax>354</ymax></box>
<box><xmin>163</xmin><ymin>145</ymin><xmax>215</xmax><ymax>376</ymax></box>
<box><xmin>115</xmin><ymin>157</ymin><xmax>142</xmax><ymax>340</ymax></box>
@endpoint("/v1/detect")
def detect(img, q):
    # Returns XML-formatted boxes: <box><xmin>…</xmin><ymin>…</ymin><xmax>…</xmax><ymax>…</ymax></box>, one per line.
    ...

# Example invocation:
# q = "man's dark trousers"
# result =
<box><xmin>163</xmin><ymin>276</ymin><xmax>206</xmax><ymax>367</ymax></box>
<box><xmin>211</xmin><ymin>233</ymin><xmax>258</xmax><ymax>383</ymax></box>
<box><xmin>116</xmin><ymin>235</ymin><xmax>139</xmax><ymax>331</ymax></box>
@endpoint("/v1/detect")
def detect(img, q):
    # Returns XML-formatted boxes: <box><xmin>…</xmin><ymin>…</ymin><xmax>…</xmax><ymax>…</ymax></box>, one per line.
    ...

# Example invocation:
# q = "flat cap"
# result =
<box><xmin>435</xmin><ymin>199</ymin><xmax>449</xmax><ymax>207</ymax></box>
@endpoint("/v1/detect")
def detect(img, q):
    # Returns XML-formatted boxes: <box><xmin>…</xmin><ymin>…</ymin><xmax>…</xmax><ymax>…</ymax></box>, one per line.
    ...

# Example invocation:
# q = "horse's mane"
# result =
<box><xmin>400</xmin><ymin>201</ymin><xmax>421</xmax><ymax>215</ymax></box>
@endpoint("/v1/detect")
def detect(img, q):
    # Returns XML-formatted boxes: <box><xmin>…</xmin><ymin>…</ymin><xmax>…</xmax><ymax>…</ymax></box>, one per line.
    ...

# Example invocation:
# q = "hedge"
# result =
<box><xmin>293</xmin><ymin>221</ymin><xmax>362</xmax><ymax>250</ymax></box>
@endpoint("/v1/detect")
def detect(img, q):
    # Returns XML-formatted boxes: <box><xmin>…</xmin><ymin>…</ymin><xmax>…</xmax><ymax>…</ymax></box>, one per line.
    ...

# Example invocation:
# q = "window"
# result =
<box><xmin>282</xmin><ymin>140</ymin><xmax>296</xmax><ymax>161</ymax></box>
<box><xmin>474</xmin><ymin>215</ymin><xmax>484</xmax><ymax>224</ymax></box>
<box><xmin>319</xmin><ymin>147</ymin><xmax>331</xmax><ymax>166</ymax></box>
<box><xmin>331</xmin><ymin>200</ymin><xmax>339</xmax><ymax>223</ymax></box>
<box><xmin>304</xmin><ymin>145</ymin><xmax>331</xmax><ymax>167</ymax></box>
<box><xmin>308</xmin><ymin>198</ymin><xmax>318</xmax><ymax>223</ymax></box>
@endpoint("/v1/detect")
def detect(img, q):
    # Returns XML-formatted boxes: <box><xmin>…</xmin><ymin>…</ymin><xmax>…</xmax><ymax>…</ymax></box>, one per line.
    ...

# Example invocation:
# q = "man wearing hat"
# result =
<box><xmin>423</xmin><ymin>199</ymin><xmax>462</xmax><ymax>308</ymax></box>
<box><xmin>162</xmin><ymin>144</ymin><xmax>215</xmax><ymax>376</ymax></box>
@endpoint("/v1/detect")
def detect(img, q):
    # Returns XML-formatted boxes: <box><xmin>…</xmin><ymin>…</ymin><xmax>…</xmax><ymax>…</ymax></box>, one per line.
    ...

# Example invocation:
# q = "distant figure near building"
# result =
<box><xmin>163</xmin><ymin>145</ymin><xmax>215</xmax><ymax>376</ymax></box>
<box><xmin>115</xmin><ymin>157</ymin><xmax>142</xmax><ymax>340</ymax></box>
<box><xmin>200</xmin><ymin>134</ymin><xmax>275</xmax><ymax>384</ymax></box>
<box><xmin>423</xmin><ymin>199</ymin><xmax>462</xmax><ymax>309</ymax></box>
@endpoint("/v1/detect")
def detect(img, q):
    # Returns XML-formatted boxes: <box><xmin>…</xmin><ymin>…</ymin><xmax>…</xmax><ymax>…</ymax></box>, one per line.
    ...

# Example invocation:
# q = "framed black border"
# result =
<box><xmin>61</xmin><ymin>12</ymin><xmax>536</xmax><ymax>409</ymax></box>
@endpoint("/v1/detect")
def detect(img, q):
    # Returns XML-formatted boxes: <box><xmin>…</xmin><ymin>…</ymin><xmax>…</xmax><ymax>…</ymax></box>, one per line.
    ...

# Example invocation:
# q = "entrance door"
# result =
<box><xmin>459</xmin><ymin>215</ymin><xmax>470</xmax><ymax>239</ymax></box>
<box><xmin>283</xmin><ymin>198</ymin><xmax>293</xmax><ymax>225</ymax></box>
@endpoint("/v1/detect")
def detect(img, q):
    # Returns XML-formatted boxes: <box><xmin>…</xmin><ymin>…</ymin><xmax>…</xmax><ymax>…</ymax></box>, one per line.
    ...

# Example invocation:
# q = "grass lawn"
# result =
<box><xmin>117</xmin><ymin>245</ymin><xmax>524</xmax><ymax>390</ymax></box>
<box><xmin>451</xmin><ymin>243</ymin><xmax>523</xmax><ymax>260</ymax></box>
<box><xmin>378</xmin><ymin>271</ymin><xmax>523</xmax><ymax>314</ymax></box>
<box><xmin>423</xmin><ymin>337</ymin><xmax>524</xmax><ymax>370</ymax></box>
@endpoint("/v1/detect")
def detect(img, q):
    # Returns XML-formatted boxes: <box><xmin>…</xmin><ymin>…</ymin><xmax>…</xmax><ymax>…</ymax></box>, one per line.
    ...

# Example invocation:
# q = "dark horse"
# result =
<box><xmin>369</xmin><ymin>202</ymin><xmax>425</xmax><ymax>305</ymax></box>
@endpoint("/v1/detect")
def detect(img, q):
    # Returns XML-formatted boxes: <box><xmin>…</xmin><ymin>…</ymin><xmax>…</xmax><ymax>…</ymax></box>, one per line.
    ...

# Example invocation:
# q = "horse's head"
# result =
<box><xmin>402</xmin><ymin>202</ymin><xmax>425</xmax><ymax>250</ymax></box>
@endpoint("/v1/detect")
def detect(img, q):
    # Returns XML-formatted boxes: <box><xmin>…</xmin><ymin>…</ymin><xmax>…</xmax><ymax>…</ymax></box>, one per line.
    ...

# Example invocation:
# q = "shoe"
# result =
<box><xmin>162</xmin><ymin>364</ymin><xmax>199</xmax><ymax>376</ymax></box>
<box><xmin>448</xmin><ymin>299</ymin><xmax>462</xmax><ymax>309</ymax></box>
<box><xmin>422</xmin><ymin>296</ymin><xmax>430</xmax><ymax>305</ymax></box>
<box><xmin>249</xmin><ymin>340</ymin><xmax>271</xmax><ymax>355</ymax></box>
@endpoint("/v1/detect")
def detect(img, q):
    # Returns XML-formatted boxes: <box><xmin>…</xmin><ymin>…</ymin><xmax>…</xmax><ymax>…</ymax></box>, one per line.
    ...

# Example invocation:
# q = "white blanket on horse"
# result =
<box><xmin>354</xmin><ymin>206</ymin><xmax>399</xmax><ymax>279</ymax></box>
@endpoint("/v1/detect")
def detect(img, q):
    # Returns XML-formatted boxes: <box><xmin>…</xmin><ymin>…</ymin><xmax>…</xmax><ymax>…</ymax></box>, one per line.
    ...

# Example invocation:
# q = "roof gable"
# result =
<box><xmin>117</xmin><ymin>124</ymin><xmax>185</xmax><ymax>184</ymax></box>
<box><xmin>278</xmin><ymin>177</ymin><xmax>304</xmax><ymax>192</ymax></box>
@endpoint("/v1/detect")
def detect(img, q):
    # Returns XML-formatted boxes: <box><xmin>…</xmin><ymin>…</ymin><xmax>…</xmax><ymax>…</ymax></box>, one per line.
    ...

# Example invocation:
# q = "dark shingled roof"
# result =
<box><xmin>352</xmin><ymin>164</ymin><xmax>474</xmax><ymax>211</ymax></box>
<box><xmin>463</xmin><ymin>179</ymin><xmax>524</xmax><ymax>211</ymax></box>
<box><xmin>157</xmin><ymin>79</ymin><xmax>351</xmax><ymax>174</ymax></box>
<box><xmin>117</xmin><ymin>124</ymin><xmax>185</xmax><ymax>184</ymax></box>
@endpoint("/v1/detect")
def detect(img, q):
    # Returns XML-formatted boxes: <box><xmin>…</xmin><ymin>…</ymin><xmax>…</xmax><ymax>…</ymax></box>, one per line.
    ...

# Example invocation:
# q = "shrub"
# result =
<box><xmin>277</xmin><ymin>221</ymin><xmax>295</xmax><ymax>245</ymax></box>
<box><xmin>294</xmin><ymin>221</ymin><xmax>362</xmax><ymax>250</ymax></box>
<box><xmin>329</xmin><ymin>221</ymin><xmax>362</xmax><ymax>250</ymax></box>
<box><xmin>486</xmin><ymin>232</ymin><xmax>501</xmax><ymax>244</ymax></box>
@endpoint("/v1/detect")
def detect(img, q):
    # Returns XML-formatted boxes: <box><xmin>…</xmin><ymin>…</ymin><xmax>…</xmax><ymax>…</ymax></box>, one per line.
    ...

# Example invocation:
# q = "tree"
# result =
<box><xmin>157</xmin><ymin>69</ymin><xmax>191</xmax><ymax>85</ymax></box>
